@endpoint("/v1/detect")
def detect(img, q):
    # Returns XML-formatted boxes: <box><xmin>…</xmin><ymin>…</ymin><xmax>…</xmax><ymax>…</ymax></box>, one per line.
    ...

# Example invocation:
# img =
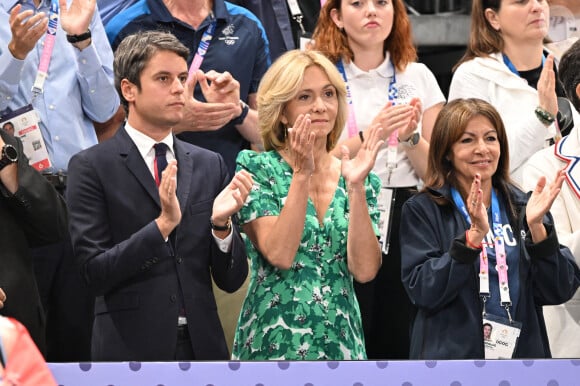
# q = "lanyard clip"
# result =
<box><xmin>31</xmin><ymin>72</ymin><xmax>48</xmax><ymax>97</ymax></box>
<box><xmin>480</xmin><ymin>294</ymin><xmax>489</xmax><ymax>317</ymax></box>
<box><xmin>293</xmin><ymin>15</ymin><xmax>306</xmax><ymax>35</ymax></box>
<box><xmin>503</xmin><ymin>303</ymin><xmax>513</xmax><ymax>324</ymax></box>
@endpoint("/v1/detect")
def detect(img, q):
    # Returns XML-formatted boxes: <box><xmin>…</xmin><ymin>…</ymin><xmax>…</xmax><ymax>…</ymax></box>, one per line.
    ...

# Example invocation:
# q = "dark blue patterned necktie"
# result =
<box><xmin>153</xmin><ymin>143</ymin><xmax>168</xmax><ymax>186</ymax></box>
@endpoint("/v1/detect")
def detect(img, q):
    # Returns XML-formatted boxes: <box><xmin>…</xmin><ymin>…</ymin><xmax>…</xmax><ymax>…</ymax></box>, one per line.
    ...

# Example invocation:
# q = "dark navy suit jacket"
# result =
<box><xmin>67</xmin><ymin>127</ymin><xmax>248</xmax><ymax>361</ymax></box>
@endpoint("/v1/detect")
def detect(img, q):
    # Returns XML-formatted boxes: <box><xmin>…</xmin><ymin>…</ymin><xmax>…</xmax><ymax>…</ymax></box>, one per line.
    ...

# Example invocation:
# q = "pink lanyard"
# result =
<box><xmin>187</xmin><ymin>19</ymin><xmax>217</xmax><ymax>79</ymax></box>
<box><xmin>452</xmin><ymin>188</ymin><xmax>513</xmax><ymax>322</ymax></box>
<box><xmin>336</xmin><ymin>59</ymin><xmax>400</xmax><ymax>184</ymax></box>
<box><xmin>31</xmin><ymin>0</ymin><xmax>58</xmax><ymax>96</ymax></box>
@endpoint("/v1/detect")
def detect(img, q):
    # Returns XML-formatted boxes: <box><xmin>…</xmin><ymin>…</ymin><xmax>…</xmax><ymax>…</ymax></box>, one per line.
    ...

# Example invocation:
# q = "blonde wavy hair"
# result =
<box><xmin>258</xmin><ymin>50</ymin><xmax>347</xmax><ymax>152</ymax></box>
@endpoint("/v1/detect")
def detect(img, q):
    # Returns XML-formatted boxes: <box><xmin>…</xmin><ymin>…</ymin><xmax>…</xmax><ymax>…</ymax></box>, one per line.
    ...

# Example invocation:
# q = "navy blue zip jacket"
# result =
<box><xmin>401</xmin><ymin>184</ymin><xmax>580</xmax><ymax>359</ymax></box>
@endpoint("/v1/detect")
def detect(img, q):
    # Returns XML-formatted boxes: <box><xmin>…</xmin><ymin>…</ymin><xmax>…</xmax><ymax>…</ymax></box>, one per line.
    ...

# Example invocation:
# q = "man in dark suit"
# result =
<box><xmin>0</xmin><ymin>130</ymin><xmax>67</xmax><ymax>356</ymax></box>
<box><xmin>66</xmin><ymin>31</ymin><xmax>253</xmax><ymax>361</ymax></box>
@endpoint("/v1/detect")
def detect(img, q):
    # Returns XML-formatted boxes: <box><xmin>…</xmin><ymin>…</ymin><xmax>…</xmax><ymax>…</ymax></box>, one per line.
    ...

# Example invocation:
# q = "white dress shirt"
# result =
<box><xmin>124</xmin><ymin>124</ymin><xmax>232</xmax><ymax>251</ymax></box>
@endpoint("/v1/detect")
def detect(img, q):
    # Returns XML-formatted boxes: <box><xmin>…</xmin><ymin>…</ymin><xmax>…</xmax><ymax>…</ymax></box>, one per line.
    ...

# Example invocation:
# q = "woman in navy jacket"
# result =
<box><xmin>400</xmin><ymin>98</ymin><xmax>580</xmax><ymax>359</ymax></box>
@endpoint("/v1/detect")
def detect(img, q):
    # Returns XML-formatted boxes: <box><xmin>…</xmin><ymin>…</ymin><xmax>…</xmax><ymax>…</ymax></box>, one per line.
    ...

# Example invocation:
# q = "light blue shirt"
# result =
<box><xmin>0</xmin><ymin>0</ymin><xmax>120</xmax><ymax>171</ymax></box>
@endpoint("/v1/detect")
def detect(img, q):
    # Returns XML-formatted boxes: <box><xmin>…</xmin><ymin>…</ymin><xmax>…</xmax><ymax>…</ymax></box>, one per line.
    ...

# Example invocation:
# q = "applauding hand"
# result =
<box><xmin>176</xmin><ymin>71</ymin><xmax>239</xmax><ymax>133</ymax></box>
<box><xmin>340</xmin><ymin>123</ymin><xmax>383</xmax><ymax>186</ymax></box>
<box><xmin>537</xmin><ymin>54</ymin><xmax>558</xmax><ymax>118</ymax></box>
<box><xmin>156</xmin><ymin>160</ymin><xmax>181</xmax><ymax>239</ymax></box>
<box><xmin>59</xmin><ymin>0</ymin><xmax>94</xmax><ymax>36</ymax></box>
<box><xmin>526</xmin><ymin>169</ymin><xmax>565</xmax><ymax>243</ymax></box>
<box><xmin>211</xmin><ymin>169</ymin><xmax>254</xmax><ymax>229</ymax></box>
<box><xmin>7</xmin><ymin>5</ymin><xmax>48</xmax><ymax>59</ymax></box>
<box><xmin>286</xmin><ymin>114</ymin><xmax>316</xmax><ymax>176</ymax></box>
<box><xmin>371</xmin><ymin>98</ymin><xmax>418</xmax><ymax>142</ymax></box>
<box><xmin>465</xmin><ymin>173</ymin><xmax>489</xmax><ymax>247</ymax></box>
<box><xmin>396</xmin><ymin>98</ymin><xmax>422</xmax><ymax>144</ymax></box>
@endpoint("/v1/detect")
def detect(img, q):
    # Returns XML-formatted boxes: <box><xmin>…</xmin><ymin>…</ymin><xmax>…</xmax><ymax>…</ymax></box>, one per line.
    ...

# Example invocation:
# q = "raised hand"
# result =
<box><xmin>341</xmin><ymin>123</ymin><xmax>383</xmax><ymax>186</ymax></box>
<box><xmin>59</xmin><ymin>0</ymin><xmax>95</xmax><ymax>36</ymax></box>
<box><xmin>198</xmin><ymin>70</ymin><xmax>241</xmax><ymax>105</ymax></box>
<box><xmin>211</xmin><ymin>169</ymin><xmax>254</xmax><ymax>224</ymax></box>
<box><xmin>156</xmin><ymin>160</ymin><xmax>181</xmax><ymax>239</ymax></box>
<box><xmin>371</xmin><ymin>100</ymin><xmax>415</xmax><ymax>141</ymax></box>
<box><xmin>526</xmin><ymin>169</ymin><xmax>565</xmax><ymax>227</ymax></box>
<box><xmin>286</xmin><ymin>114</ymin><xmax>315</xmax><ymax>176</ymax></box>
<box><xmin>176</xmin><ymin>71</ymin><xmax>238</xmax><ymax>132</ymax></box>
<box><xmin>7</xmin><ymin>5</ymin><xmax>48</xmax><ymax>60</ymax></box>
<box><xmin>537</xmin><ymin>54</ymin><xmax>558</xmax><ymax>117</ymax></box>
<box><xmin>397</xmin><ymin>97</ymin><xmax>422</xmax><ymax>142</ymax></box>
<box><xmin>466</xmin><ymin>173</ymin><xmax>489</xmax><ymax>241</ymax></box>
<box><xmin>198</xmin><ymin>70</ymin><xmax>244</xmax><ymax>123</ymax></box>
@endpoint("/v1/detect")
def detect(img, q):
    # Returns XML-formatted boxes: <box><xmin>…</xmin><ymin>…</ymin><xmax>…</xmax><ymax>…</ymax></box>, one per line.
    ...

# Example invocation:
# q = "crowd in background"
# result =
<box><xmin>1</xmin><ymin>0</ymin><xmax>580</xmax><ymax>370</ymax></box>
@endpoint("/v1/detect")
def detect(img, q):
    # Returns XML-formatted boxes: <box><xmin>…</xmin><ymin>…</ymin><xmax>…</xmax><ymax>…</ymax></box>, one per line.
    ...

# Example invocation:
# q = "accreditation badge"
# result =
<box><xmin>0</xmin><ymin>105</ymin><xmax>51</xmax><ymax>171</ymax></box>
<box><xmin>482</xmin><ymin>314</ymin><xmax>522</xmax><ymax>359</ymax></box>
<box><xmin>377</xmin><ymin>187</ymin><xmax>394</xmax><ymax>254</ymax></box>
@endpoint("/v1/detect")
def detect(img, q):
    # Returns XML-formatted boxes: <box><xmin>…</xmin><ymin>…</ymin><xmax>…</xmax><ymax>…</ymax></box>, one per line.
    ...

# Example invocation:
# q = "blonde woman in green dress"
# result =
<box><xmin>232</xmin><ymin>50</ymin><xmax>384</xmax><ymax>360</ymax></box>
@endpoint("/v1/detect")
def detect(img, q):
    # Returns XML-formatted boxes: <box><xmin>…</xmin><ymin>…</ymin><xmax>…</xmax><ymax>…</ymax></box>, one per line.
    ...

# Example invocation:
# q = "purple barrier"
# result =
<box><xmin>49</xmin><ymin>359</ymin><xmax>580</xmax><ymax>386</ymax></box>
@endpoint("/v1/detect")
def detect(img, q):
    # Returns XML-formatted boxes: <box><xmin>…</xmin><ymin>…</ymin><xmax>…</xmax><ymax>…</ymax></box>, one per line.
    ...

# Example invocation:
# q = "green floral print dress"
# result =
<box><xmin>231</xmin><ymin>150</ymin><xmax>381</xmax><ymax>360</ymax></box>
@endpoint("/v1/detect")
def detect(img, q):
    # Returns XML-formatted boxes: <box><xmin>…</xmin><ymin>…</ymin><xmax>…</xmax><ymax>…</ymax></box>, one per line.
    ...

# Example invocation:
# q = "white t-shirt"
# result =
<box><xmin>339</xmin><ymin>54</ymin><xmax>445</xmax><ymax>187</ymax></box>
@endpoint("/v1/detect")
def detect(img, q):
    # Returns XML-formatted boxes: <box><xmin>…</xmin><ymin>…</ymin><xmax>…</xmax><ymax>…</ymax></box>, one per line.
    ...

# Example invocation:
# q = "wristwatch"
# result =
<box><xmin>66</xmin><ymin>29</ymin><xmax>92</xmax><ymax>44</ymax></box>
<box><xmin>231</xmin><ymin>100</ymin><xmax>249</xmax><ymax>125</ymax></box>
<box><xmin>210</xmin><ymin>217</ymin><xmax>232</xmax><ymax>231</ymax></box>
<box><xmin>0</xmin><ymin>143</ymin><xmax>18</xmax><ymax>171</ymax></box>
<box><xmin>398</xmin><ymin>131</ymin><xmax>420</xmax><ymax>148</ymax></box>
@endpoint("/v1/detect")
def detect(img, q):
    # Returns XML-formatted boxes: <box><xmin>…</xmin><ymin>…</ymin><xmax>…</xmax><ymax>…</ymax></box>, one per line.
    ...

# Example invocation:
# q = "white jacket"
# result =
<box><xmin>449</xmin><ymin>53</ymin><xmax>560</xmax><ymax>186</ymax></box>
<box><xmin>523</xmin><ymin>124</ymin><xmax>580</xmax><ymax>358</ymax></box>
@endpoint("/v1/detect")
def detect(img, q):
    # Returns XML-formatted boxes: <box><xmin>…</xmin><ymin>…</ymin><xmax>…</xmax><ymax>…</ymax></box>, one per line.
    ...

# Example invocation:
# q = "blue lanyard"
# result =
<box><xmin>450</xmin><ymin>187</ymin><xmax>502</xmax><ymax>243</ymax></box>
<box><xmin>336</xmin><ymin>59</ymin><xmax>398</xmax><ymax>101</ymax></box>
<box><xmin>188</xmin><ymin>19</ymin><xmax>217</xmax><ymax>79</ymax></box>
<box><xmin>502</xmin><ymin>53</ymin><xmax>545</xmax><ymax>77</ymax></box>
<box><xmin>451</xmin><ymin>187</ymin><xmax>513</xmax><ymax>317</ymax></box>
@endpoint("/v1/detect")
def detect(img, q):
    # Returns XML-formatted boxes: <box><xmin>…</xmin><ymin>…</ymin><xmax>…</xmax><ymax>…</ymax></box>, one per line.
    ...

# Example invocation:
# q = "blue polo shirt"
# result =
<box><xmin>106</xmin><ymin>0</ymin><xmax>271</xmax><ymax>176</ymax></box>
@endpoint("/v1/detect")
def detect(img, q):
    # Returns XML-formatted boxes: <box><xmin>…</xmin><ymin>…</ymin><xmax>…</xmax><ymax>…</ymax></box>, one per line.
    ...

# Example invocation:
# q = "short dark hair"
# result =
<box><xmin>559</xmin><ymin>39</ymin><xmax>580</xmax><ymax>112</ymax></box>
<box><xmin>483</xmin><ymin>323</ymin><xmax>492</xmax><ymax>329</ymax></box>
<box><xmin>114</xmin><ymin>30</ymin><xmax>190</xmax><ymax>110</ymax></box>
